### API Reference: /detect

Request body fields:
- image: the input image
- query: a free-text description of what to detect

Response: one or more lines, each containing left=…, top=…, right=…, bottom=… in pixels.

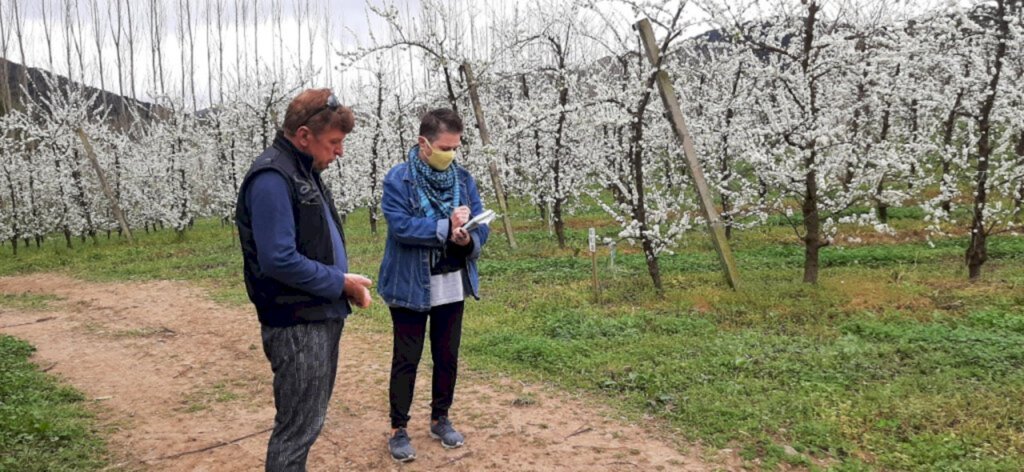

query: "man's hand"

left=450, top=206, right=470, bottom=229
left=343, top=274, right=373, bottom=309
left=450, top=227, right=472, bottom=246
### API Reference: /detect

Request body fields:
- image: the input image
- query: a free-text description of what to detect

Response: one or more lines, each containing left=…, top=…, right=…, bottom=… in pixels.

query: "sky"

left=3, top=0, right=416, bottom=108
left=1, top=0, right=974, bottom=110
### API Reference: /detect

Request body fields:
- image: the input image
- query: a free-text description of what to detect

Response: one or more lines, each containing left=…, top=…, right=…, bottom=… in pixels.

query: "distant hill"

left=0, top=57, right=166, bottom=126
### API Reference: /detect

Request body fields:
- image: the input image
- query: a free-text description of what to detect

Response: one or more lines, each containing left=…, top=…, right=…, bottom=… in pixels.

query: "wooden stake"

left=75, top=128, right=134, bottom=243
left=634, top=19, right=740, bottom=289
left=589, top=228, right=600, bottom=301
left=460, top=62, right=517, bottom=250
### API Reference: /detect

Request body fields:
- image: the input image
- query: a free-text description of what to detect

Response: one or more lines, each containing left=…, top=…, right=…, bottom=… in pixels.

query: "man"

left=235, top=88, right=372, bottom=471
left=377, top=108, right=490, bottom=462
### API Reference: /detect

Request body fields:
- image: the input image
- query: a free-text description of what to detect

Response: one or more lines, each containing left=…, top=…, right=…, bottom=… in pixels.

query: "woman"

left=377, top=108, right=490, bottom=462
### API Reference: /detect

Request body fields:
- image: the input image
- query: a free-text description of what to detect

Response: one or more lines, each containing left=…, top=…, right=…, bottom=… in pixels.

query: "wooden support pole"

left=634, top=19, right=740, bottom=289
left=460, top=62, right=517, bottom=250
left=76, top=128, right=134, bottom=243
left=589, top=228, right=600, bottom=302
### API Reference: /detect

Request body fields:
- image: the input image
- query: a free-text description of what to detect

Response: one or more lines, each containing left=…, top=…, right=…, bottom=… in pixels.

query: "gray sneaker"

left=388, top=428, right=416, bottom=462
left=429, top=417, right=465, bottom=449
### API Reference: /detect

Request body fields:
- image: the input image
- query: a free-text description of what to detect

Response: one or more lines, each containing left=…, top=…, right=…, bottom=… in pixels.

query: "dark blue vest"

left=235, top=133, right=347, bottom=326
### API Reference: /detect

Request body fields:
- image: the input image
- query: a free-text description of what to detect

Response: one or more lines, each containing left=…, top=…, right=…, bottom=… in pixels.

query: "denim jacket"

left=377, top=156, right=490, bottom=312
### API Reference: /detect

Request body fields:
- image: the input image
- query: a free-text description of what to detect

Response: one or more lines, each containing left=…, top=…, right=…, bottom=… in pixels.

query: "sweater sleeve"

left=248, top=171, right=345, bottom=300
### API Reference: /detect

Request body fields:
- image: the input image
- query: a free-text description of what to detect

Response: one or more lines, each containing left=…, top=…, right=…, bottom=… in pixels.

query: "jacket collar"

left=274, top=131, right=316, bottom=176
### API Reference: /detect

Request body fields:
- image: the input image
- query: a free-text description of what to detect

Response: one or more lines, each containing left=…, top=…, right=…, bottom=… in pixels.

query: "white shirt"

left=430, top=269, right=465, bottom=307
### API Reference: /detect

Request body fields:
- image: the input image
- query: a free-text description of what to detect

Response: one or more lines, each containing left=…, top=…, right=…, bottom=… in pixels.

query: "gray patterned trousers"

left=260, top=318, right=345, bottom=472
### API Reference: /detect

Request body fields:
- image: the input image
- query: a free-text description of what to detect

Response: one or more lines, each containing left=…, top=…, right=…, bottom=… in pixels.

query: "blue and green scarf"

left=408, top=146, right=461, bottom=219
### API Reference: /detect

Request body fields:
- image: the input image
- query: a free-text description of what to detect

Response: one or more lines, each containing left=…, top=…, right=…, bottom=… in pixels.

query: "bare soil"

left=0, top=274, right=729, bottom=471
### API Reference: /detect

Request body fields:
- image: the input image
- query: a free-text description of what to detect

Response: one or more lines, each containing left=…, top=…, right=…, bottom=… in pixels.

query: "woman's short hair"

left=419, top=108, right=463, bottom=141
left=282, top=88, right=355, bottom=136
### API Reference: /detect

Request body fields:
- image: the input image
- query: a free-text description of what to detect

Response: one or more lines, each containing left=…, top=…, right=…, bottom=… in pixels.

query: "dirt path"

left=0, top=274, right=722, bottom=471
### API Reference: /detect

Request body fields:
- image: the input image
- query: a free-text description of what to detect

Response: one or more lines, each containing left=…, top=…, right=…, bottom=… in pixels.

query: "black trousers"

left=388, top=301, right=464, bottom=429
left=261, top=318, right=345, bottom=472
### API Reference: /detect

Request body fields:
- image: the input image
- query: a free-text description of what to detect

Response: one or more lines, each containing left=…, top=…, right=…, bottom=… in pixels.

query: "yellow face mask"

left=422, top=138, right=456, bottom=171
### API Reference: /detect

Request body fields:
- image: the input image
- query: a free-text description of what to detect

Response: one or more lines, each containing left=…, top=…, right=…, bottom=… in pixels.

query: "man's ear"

left=295, top=126, right=313, bottom=145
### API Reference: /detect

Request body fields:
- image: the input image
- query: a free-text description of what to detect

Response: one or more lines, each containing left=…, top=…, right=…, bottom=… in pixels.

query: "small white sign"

left=588, top=228, right=597, bottom=253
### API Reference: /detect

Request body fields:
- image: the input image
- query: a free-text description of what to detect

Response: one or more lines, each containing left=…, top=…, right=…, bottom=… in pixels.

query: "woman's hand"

left=450, top=227, right=471, bottom=246
left=449, top=206, right=470, bottom=229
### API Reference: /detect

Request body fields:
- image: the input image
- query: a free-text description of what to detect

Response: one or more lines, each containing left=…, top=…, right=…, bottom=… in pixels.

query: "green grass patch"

left=179, top=381, right=243, bottom=414
left=1, top=202, right=1022, bottom=470
left=0, top=293, right=64, bottom=311
left=0, top=335, right=107, bottom=471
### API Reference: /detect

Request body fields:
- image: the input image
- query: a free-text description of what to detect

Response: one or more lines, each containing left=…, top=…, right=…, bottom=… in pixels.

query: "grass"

left=0, top=335, right=107, bottom=471
left=179, top=382, right=242, bottom=414
left=1, top=200, right=1022, bottom=470
left=0, top=293, right=64, bottom=311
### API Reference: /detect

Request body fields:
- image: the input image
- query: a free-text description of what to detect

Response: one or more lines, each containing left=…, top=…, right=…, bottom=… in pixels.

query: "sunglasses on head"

left=301, top=94, right=341, bottom=127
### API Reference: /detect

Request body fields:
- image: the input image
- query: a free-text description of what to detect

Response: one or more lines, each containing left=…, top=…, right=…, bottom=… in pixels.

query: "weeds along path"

left=0, top=274, right=718, bottom=471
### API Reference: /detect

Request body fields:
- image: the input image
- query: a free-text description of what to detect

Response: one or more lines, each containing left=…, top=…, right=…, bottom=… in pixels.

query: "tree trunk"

left=369, top=72, right=383, bottom=236
left=802, top=149, right=826, bottom=284
left=800, top=2, right=825, bottom=284
left=369, top=205, right=379, bottom=235
left=966, top=151, right=991, bottom=282
left=803, top=238, right=822, bottom=285
left=720, top=65, right=741, bottom=240
left=642, top=237, right=663, bottom=292
left=965, top=0, right=1008, bottom=282
left=1, top=167, right=18, bottom=256
left=442, top=66, right=460, bottom=117
left=874, top=100, right=893, bottom=223
left=966, top=230, right=987, bottom=281
left=70, top=150, right=97, bottom=244
left=940, top=90, right=965, bottom=214
left=521, top=74, right=550, bottom=225
left=629, top=90, right=660, bottom=292
left=550, top=51, right=570, bottom=250
left=908, top=98, right=920, bottom=190
left=1014, top=130, right=1024, bottom=222
left=553, top=198, right=566, bottom=249
left=52, top=145, right=73, bottom=249
left=876, top=175, right=889, bottom=224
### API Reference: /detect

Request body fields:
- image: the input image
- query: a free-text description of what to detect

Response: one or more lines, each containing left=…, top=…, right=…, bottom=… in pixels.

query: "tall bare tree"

left=216, top=0, right=226, bottom=105
left=0, top=1, right=13, bottom=114
left=40, top=0, right=57, bottom=72
left=110, top=0, right=127, bottom=103
left=89, top=0, right=107, bottom=97
left=183, top=0, right=197, bottom=111
left=125, top=0, right=138, bottom=99
left=150, top=0, right=166, bottom=96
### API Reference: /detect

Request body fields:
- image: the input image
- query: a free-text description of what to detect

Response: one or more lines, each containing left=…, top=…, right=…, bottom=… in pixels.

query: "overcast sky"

left=2, top=0, right=969, bottom=109
left=4, top=0, right=423, bottom=107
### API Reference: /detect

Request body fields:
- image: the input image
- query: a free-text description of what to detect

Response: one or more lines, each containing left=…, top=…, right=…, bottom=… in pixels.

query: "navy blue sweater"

left=247, top=171, right=351, bottom=320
